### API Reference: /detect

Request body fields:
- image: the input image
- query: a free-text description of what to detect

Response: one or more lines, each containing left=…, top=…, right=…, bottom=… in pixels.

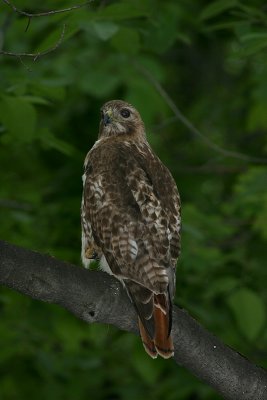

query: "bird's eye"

left=120, top=108, right=130, bottom=118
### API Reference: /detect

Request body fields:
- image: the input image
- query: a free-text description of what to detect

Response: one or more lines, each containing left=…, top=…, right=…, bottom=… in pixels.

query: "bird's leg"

left=85, top=244, right=99, bottom=260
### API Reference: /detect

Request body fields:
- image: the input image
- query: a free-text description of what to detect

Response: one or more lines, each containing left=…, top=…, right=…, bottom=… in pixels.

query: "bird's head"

left=99, top=100, right=145, bottom=139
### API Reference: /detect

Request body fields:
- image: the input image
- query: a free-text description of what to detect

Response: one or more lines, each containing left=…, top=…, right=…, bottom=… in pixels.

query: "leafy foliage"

left=0, top=0, right=267, bottom=399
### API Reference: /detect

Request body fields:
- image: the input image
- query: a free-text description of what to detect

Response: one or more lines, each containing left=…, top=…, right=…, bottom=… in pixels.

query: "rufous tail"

left=138, top=317, right=158, bottom=358
left=138, top=294, right=174, bottom=359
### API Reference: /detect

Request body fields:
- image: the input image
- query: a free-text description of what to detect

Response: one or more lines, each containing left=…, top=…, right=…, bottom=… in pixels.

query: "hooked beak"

left=103, top=110, right=112, bottom=126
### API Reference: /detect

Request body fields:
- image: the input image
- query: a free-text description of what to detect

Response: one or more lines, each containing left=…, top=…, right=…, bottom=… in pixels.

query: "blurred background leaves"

left=0, top=0, right=267, bottom=399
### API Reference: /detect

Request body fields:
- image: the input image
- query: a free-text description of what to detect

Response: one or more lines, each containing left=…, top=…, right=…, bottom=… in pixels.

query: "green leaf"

left=20, top=95, right=51, bottom=106
left=97, top=3, right=148, bottom=20
left=200, top=0, right=238, bottom=21
left=79, top=67, right=121, bottom=97
left=0, top=95, right=36, bottom=143
left=39, top=129, right=76, bottom=157
left=233, top=167, right=267, bottom=218
left=231, top=33, right=267, bottom=57
left=143, top=5, right=179, bottom=53
left=31, top=81, right=66, bottom=101
left=227, top=288, right=266, bottom=340
left=254, top=194, right=267, bottom=240
left=202, top=20, right=247, bottom=33
left=204, top=277, right=239, bottom=299
left=126, top=76, right=168, bottom=126
left=240, top=32, right=267, bottom=42
left=6, top=83, right=27, bottom=96
left=35, top=26, right=66, bottom=53
left=91, top=21, right=119, bottom=41
left=239, top=33, right=267, bottom=56
left=111, top=27, right=140, bottom=54
left=247, top=103, right=267, bottom=131
left=131, top=349, right=163, bottom=385
left=237, top=4, right=265, bottom=20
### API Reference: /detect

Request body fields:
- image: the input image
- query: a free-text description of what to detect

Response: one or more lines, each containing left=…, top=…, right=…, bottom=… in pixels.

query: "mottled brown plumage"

left=81, top=100, right=181, bottom=358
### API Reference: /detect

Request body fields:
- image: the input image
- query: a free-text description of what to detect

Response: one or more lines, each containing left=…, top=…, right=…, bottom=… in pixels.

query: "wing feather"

left=83, top=139, right=181, bottom=297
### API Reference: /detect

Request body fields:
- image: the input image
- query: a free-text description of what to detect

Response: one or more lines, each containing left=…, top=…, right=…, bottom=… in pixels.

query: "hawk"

left=81, top=100, right=181, bottom=359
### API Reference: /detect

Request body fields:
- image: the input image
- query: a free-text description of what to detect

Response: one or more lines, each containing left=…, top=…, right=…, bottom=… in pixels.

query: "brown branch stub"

left=0, top=24, right=65, bottom=61
left=0, top=239, right=267, bottom=400
left=2, top=0, right=94, bottom=18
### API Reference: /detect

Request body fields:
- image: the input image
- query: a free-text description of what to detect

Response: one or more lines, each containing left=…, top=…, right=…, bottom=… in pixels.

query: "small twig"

left=25, top=17, right=31, bottom=33
left=2, top=0, right=94, bottom=18
left=1, top=0, right=94, bottom=63
left=136, top=63, right=267, bottom=165
left=17, top=54, right=31, bottom=71
left=0, top=24, right=65, bottom=61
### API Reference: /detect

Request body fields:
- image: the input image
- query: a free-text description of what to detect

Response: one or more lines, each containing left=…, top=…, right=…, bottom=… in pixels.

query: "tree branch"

left=135, top=62, right=267, bottom=165
left=2, top=0, right=94, bottom=18
left=0, top=0, right=95, bottom=61
left=0, top=239, right=267, bottom=400
left=0, top=24, right=65, bottom=62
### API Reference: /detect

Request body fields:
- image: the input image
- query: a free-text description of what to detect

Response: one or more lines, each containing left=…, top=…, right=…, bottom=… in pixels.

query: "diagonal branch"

left=0, top=239, right=267, bottom=400
left=2, top=0, right=94, bottom=18
left=136, top=63, right=267, bottom=165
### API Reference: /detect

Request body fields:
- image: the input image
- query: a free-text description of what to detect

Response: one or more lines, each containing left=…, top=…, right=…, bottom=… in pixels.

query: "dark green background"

left=1, top=0, right=267, bottom=399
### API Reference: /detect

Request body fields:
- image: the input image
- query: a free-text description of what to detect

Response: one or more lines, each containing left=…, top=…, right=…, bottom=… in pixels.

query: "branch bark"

left=0, top=239, right=267, bottom=400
